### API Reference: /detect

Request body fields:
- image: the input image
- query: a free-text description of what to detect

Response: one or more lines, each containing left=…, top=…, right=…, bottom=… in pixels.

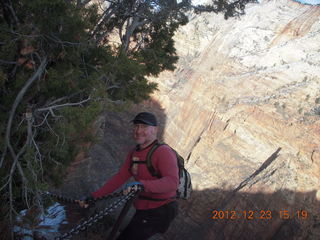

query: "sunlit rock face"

left=146, top=0, right=320, bottom=239
left=58, top=0, right=320, bottom=239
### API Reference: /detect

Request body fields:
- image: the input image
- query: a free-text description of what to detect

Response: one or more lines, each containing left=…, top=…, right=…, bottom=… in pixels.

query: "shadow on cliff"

left=55, top=187, right=320, bottom=240
left=52, top=98, right=319, bottom=240
left=165, top=188, right=319, bottom=240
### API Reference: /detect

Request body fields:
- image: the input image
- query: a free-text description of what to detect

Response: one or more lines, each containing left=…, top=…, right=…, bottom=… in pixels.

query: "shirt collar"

left=135, top=139, right=158, bottom=151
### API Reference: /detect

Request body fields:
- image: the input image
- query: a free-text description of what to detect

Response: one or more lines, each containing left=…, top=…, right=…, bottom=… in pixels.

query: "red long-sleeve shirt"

left=91, top=141, right=179, bottom=210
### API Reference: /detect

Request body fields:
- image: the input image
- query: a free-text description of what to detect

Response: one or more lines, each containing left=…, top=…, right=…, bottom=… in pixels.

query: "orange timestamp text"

left=211, top=210, right=308, bottom=220
left=279, top=210, right=308, bottom=219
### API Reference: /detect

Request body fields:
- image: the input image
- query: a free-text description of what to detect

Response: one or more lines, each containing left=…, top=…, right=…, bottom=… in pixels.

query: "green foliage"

left=0, top=0, right=159, bottom=233
left=194, top=0, right=257, bottom=19
left=130, top=13, right=185, bottom=76
left=0, top=0, right=254, bottom=237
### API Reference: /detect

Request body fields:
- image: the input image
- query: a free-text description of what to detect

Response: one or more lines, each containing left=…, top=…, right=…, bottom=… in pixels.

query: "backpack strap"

left=146, top=141, right=166, bottom=178
left=128, top=150, right=135, bottom=173
left=128, top=149, right=145, bottom=173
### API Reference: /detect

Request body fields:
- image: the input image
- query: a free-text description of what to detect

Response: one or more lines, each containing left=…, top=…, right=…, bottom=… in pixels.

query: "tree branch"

left=3, top=0, right=20, bottom=27
left=76, top=0, right=91, bottom=7
left=36, top=96, right=91, bottom=112
left=91, top=3, right=118, bottom=38
left=33, top=112, right=50, bottom=128
left=45, top=117, right=60, bottom=146
left=122, top=17, right=149, bottom=52
left=0, top=59, right=18, bottom=65
left=1, top=57, right=48, bottom=168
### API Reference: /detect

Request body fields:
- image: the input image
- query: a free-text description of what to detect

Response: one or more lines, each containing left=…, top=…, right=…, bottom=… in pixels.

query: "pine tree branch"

left=122, top=17, right=149, bottom=52
left=45, top=33, right=81, bottom=46
left=0, top=57, right=48, bottom=168
left=2, top=0, right=20, bottom=27
left=0, top=59, right=18, bottom=65
left=36, top=96, right=91, bottom=113
left=76, top=0, right=91, bottom=7
left=91, top=2, right=118, bottom=38
left=33, top=112, right=50, bottom=127
left=32, top=134, right=44, bottom=178
left=1, top=109, right=38, bottom=229
left=45, top=116, right=60, bottom=146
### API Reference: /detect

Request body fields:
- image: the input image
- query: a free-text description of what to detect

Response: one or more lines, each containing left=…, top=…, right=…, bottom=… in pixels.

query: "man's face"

left=133, top=123, right=157, bottom=146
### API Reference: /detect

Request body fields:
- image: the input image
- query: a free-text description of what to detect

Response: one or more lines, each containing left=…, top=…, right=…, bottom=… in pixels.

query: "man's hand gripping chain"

left=75, top=181, right=144, bottom=208
left=122, top=181, right=144, bottom=196
left=75, top=196, right=95, bottom=208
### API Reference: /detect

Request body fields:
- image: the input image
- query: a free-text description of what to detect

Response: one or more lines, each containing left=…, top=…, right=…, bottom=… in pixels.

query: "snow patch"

left=14, top=202, right=67, bottom=239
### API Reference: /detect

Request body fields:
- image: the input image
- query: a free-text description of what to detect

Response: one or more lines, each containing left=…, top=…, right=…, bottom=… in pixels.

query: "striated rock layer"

left=147, top=0, right=320, bottom=239
left=58, top=0, right=320, bottom=239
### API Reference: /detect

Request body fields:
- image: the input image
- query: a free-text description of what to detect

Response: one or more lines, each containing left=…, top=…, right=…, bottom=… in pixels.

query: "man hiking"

left=79, top=112, right=179, bottom=240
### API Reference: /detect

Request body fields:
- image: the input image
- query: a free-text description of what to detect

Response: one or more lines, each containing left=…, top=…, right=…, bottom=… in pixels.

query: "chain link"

left=45, top=188, right=141, bottom=240
left=43, top=190, right=124, bottom=205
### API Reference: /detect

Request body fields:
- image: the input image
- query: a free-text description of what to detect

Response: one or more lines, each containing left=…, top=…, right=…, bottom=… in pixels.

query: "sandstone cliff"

left=58, top=0, right=320, bottom=239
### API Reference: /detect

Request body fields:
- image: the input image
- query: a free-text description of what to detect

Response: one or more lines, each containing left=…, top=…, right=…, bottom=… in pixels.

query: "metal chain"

left=52, top=188, right=141, bottom=240
left=43, top=190, right=124, bottom=205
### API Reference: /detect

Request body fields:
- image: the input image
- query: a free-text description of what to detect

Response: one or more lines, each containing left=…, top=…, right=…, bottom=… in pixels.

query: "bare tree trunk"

left=121, top=17, right=149, bottom=53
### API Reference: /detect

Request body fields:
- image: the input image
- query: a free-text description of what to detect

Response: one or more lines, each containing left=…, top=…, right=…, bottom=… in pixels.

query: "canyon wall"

left=150, top=0, right=320, bottom=239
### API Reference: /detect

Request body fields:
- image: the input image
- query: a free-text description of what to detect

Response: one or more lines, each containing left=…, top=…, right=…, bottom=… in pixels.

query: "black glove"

left=84, top=196, right=95, bottom=205
left=77, top=196, right=95, bottom=208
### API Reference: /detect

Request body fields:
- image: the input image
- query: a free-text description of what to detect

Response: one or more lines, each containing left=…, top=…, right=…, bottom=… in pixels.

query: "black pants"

left=116, top=201, right=178, bottom=240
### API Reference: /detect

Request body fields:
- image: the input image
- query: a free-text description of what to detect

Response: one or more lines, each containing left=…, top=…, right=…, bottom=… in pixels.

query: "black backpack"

left=145, top=142, right=192, bottom=200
